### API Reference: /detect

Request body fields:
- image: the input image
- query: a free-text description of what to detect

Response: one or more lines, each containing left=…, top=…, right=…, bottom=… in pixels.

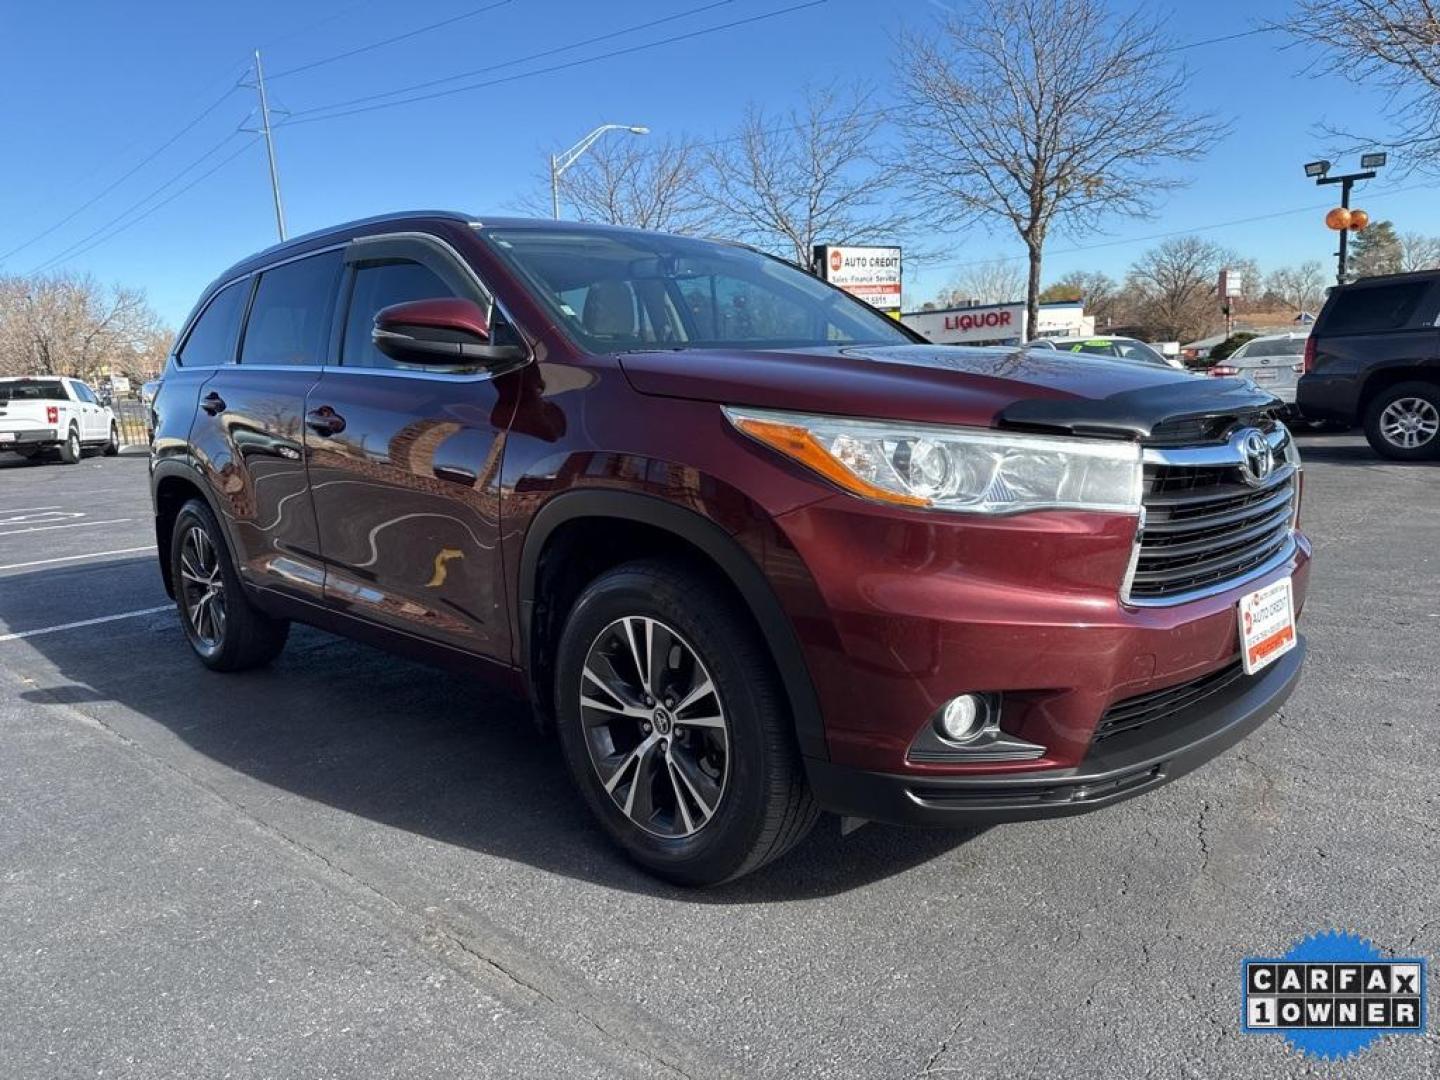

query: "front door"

left=305, top=234, right=518, bottom=661
left=187, top=248, right=343, bottom=603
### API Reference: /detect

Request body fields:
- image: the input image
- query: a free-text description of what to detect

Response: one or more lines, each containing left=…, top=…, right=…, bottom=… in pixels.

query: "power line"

left=30, top=139, right=259, bottom=274
left=266, top=0, right=516, bottom=80
left=283, top=0, right=737, bottom=119
left=0, top=81, right=243, bottom=265
left=36, top=139, right=261, bottom=273
left=281, top=0, right=827, bottom=128
left=924, top=181, right=1435, bottom=276
left=29, top=131, right=253, bottom=275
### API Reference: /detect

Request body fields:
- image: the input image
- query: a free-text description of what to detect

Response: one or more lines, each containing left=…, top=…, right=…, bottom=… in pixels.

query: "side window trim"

left=335, top=231, right=533, bottom=378
left=235, top=246, right=345, bottom=368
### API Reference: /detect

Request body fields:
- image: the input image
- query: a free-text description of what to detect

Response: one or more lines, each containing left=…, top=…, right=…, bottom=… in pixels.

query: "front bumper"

left=806, top=637, right=1304, bottom=825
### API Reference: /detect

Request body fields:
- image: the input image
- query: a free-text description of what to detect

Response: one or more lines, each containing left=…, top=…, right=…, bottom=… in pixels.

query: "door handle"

left=200, top=391, right=226, bottom=415
left=305, top=406, right=346, bottom=436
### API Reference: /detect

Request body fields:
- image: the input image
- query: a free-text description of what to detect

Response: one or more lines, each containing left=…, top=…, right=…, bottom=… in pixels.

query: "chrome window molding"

left=172, top=230, right=533, bottom=382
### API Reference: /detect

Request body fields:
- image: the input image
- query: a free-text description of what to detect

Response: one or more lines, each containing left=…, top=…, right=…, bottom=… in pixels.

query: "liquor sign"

left=813, top=244, right=902, bottom=314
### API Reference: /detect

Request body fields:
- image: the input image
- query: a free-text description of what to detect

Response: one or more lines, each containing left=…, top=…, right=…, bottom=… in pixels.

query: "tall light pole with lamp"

left=550, top=124, right=650, bottom=220
left=1305, top=153, right=1386, bottom=284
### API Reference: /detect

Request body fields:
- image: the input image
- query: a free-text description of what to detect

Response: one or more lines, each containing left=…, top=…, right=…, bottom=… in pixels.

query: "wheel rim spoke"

left=580, top=615, right=728, bottom=839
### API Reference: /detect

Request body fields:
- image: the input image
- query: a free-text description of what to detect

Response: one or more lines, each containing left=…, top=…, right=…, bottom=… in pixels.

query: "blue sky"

left=1, top=0, right=1434, bottom=326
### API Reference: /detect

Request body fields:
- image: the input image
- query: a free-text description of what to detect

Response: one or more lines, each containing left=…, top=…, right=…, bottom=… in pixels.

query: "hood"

left=617, top=344, right=1279, bottom=439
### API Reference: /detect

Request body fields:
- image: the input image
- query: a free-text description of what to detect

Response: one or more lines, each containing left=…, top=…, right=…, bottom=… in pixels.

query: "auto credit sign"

left=813, top=244, right=902, bottom=314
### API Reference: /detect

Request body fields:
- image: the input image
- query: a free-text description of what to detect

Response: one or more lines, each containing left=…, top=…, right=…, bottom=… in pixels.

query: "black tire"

left=58, top=425, right=81, bottom=465
left=103, top=422, right=119, bottom=456
left=1363, top=381, right=1440, bottom=461
left=169, top=498, right=289, bottom=671
left=554, top=558, right=818, bottom=886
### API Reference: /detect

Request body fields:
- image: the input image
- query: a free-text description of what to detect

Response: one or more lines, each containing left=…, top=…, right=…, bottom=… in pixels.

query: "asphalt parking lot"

left=0, top=437, right=1436, bottom=1079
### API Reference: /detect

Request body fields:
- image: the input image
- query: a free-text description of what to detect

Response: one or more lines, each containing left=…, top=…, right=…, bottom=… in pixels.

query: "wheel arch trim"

left=517, top=488, right=829, bottom=761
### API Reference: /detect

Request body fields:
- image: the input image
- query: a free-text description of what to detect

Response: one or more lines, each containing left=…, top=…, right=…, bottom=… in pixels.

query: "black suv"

left=1298, top=270, right=1440, bottom=460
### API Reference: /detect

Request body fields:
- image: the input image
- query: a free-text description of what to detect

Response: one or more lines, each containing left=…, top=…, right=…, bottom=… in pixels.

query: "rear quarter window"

left=178, top=279, right=250, bottom=368
left=1321, top=281, right=1432, bottom=334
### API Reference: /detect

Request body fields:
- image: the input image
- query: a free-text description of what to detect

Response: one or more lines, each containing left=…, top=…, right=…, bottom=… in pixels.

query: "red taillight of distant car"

left=1302, top=335, right=1316, bottom=374
left=1208, top=364, right=1238, bottom=377
left=46, top=405, right=58, bottom=424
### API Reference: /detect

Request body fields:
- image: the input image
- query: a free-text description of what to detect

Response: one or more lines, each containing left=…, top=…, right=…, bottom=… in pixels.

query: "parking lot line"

left=0, top=605, right=173, bottom=643
left=0, top=517, right=132, bottom=537
left=0, top=506, right=62, bottom=514
left=0, top=545, right=156, bottom=572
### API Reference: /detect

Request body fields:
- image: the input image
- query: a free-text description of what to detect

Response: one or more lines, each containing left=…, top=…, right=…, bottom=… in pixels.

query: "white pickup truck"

left=0, top=376, right=119, bottom=464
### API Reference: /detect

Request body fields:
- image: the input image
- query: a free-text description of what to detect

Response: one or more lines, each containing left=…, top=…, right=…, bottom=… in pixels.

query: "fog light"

left=936, top=694, right=989, bottom=744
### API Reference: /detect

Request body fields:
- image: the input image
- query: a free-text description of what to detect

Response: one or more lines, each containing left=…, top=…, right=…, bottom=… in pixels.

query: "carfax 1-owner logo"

left=1242, top=931, right=1429, bottom=1060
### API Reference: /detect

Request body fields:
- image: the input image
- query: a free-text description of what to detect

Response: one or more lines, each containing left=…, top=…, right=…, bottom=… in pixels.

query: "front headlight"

left=724, top=407, right=1142, bottom=515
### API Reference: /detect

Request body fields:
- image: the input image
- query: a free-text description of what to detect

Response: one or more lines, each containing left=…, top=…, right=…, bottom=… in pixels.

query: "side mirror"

left=372, top=297, right=526, bottom=368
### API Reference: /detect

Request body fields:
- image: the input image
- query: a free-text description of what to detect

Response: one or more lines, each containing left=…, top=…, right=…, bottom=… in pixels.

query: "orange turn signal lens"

left=730, top=416, right=928, bottom=507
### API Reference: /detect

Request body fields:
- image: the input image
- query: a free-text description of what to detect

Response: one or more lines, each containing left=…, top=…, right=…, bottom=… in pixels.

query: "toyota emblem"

left=1236, top=428, right=1274, bottom=486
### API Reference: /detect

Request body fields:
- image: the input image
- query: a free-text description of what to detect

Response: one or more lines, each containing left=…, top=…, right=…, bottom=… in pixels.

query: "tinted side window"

left=241, top=250, right=343, bottom=366
left=177, top=279, right=249, bottom=368
left=72, top=382, right=98, bottom=404
left=342, top=260, right=457, bottom=368
left=1324, top=282, right=1428, bottom=334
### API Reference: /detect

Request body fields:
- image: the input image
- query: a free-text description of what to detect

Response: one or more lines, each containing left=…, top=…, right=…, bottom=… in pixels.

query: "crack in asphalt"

left=7, top=668, right=727, bottom=1080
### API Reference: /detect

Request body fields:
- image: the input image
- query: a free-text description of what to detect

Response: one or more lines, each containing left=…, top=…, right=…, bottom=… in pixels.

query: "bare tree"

left=895, top=0, right=1224, bottom=336
left=700, top=85, right=909, bottom=266
left=0, top=271, right=164, bottom=378
left=1400, top=231, right=1440, bottom=270
left=934, top=258, right=1027, bottom=306
left=1282, top=0, right=1440, bottom=171
left=1265, top=261, right=1329, bottom=313
left=1124, top=236, right=1226, bottom=342
left=1040, top=269, right=1121, bottom=328
left=550, top=134, right=715, bottom=233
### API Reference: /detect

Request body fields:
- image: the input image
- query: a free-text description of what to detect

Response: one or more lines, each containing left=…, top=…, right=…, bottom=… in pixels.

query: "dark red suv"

left=151, top=213, right=1309, bottom=884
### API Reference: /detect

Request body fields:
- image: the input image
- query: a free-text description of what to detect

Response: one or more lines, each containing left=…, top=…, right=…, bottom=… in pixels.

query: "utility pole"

left=253, top=50, right=287, bottom=242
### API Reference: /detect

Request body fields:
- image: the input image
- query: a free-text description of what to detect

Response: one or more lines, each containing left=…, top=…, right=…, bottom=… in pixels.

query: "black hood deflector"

left=998, top=377, right=1280, bottom=440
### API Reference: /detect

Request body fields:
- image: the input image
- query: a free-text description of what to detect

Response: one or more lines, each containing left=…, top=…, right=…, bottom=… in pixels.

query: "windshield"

left=1056, top=338, right=1170, bottom=366
left=482, top=228, right=915, bottom=354
left=0, top=378, right=67, bottom=402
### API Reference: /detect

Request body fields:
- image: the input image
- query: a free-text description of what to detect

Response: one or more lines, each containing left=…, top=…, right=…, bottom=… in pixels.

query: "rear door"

left=187, top=247, right=343, bottom=603
left=304, top=234, right=520, bottom=661
left=67, top=380, right=106, bottom=440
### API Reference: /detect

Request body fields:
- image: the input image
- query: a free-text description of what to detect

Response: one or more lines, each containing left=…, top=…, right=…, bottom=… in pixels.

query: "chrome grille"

left=1124, top=424, right=1298, bottom=604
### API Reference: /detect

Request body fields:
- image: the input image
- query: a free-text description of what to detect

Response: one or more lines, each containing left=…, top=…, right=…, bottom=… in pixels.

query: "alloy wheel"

left=178, top=524, right=227, bottom=653
left=579, top=616, right=729, bottom=838
left=1379, top=396, right=1440, bottom=450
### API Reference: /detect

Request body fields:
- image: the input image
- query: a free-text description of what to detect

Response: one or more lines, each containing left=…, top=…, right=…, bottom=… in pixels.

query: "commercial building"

left=901, top=299, right=1094, bottom=346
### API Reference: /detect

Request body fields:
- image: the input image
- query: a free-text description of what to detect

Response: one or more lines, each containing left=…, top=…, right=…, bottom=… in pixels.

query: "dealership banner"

left=813, top=244, right=902, bottom=314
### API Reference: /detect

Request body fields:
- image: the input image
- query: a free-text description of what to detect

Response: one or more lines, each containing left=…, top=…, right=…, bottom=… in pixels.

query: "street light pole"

left=1318, top=172, right=1372, bottom=284
left=1306, top=154, right=1385, bottom=285
left=549, top=123, right=649, bottom=220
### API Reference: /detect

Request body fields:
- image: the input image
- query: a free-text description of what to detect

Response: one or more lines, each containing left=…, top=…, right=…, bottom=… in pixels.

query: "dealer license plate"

left=1238, top=576, right=1296, bottom=675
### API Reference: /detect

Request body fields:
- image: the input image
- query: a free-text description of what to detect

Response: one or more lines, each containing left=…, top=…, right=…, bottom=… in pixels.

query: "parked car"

left=1207, top=332, right=1306, bottom=414
left=1298, top=270, right=1440, bottom=460
left=151, top=213, right=1309, bottom=884
left=0, top=375, right=119, bottom=463
left=1028, top=335, right=1187, bottom=370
